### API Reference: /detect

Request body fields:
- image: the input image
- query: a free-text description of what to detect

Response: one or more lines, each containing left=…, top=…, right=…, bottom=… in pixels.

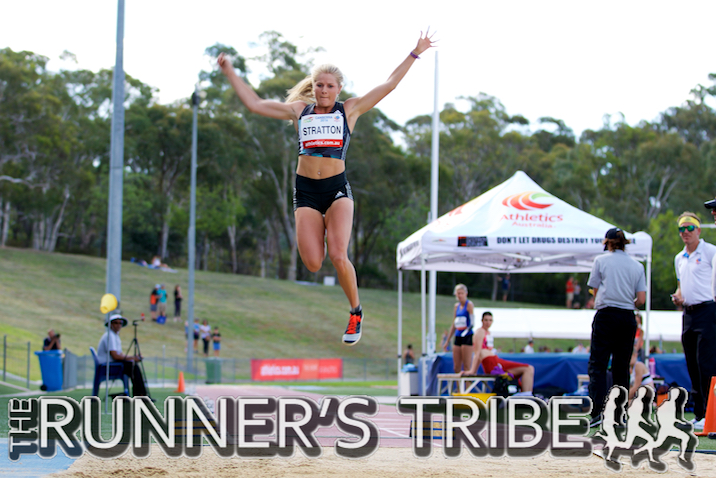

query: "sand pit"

left=46, top=446, right=716, bottom=478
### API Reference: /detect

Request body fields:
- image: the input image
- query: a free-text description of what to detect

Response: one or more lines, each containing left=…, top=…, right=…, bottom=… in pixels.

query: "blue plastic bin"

left=35, top=350, right=63, bottom=391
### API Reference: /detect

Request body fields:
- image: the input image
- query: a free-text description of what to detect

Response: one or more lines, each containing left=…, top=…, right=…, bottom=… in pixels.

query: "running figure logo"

left=592, top=385, right=697, bottom=472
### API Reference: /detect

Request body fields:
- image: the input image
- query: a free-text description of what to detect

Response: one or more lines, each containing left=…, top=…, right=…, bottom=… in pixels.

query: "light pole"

left=105, top=0, right=125, bottom=414
left=106, top=0, right=125, bottom=302
left=187, top=85, right=199, bottom=372
left=428, top=51, right=440, bottom=355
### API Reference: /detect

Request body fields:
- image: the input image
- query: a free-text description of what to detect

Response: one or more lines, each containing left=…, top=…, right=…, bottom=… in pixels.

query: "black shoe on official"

left=589, top=414, right=603, bottom=428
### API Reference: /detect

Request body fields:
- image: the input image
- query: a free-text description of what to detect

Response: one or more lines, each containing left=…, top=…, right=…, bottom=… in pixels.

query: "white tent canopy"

left=395, top=171, right=654, bottom=366
left=397, top=171, right=652, bottom=273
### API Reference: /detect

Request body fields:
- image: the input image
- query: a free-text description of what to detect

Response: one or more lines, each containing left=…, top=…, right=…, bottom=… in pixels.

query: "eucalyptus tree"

left=0, top=49, right=116, bottom=251
left=124, top=101, right=194, bottom=259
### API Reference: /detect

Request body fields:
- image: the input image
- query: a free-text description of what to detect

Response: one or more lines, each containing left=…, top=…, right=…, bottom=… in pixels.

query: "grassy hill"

left=0, top=247, right=558, bottom=366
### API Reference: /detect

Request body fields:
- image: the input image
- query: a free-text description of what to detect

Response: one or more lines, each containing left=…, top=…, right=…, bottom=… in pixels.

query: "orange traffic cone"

left=175, top=371, right=186, bottom=393
left=695, top=376, right=716, bottom=436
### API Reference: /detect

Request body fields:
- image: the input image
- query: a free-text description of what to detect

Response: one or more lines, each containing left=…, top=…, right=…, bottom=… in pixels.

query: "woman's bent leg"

left=325, top=198, right=362, bottom=345
left=508, top=365, right=535, bottom=392
left=325, top=198, right=359, bottom=307
left=295, top=207, right=328, bottom=273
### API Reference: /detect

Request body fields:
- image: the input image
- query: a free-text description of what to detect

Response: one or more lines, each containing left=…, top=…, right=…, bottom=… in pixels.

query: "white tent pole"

left=645, top=254, right=652, bottom=357
left=397, top=270, right=403, bottom=378
left=428, top=273, right=437, bottom=355
left=421, top=256, right=427, bottom=356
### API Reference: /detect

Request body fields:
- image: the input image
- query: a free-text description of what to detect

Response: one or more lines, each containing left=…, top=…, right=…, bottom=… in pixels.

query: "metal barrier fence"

left=1, top=340, right=398, bottom=392
left=73, top=356, right=398, bottom=389
left=1, top=336, right=32, bottom=390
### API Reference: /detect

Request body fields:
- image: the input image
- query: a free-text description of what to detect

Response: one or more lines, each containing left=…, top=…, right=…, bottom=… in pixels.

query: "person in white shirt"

left=672, top=210, right=716, bottom=430
left=523, top=339, right=535, bottom=354
left=97, top=314, right=148, bottom=397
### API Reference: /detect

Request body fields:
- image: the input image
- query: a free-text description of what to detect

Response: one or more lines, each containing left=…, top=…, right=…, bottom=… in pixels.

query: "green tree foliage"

left=661, top=76, right=716, bottom=149
left=125, top=102, right=193, bottom=258
left=542, top=122, right=699, bottom=232
left=405, top=94, right=534, bottom=214
left=532, top=117, right=576, bottom=152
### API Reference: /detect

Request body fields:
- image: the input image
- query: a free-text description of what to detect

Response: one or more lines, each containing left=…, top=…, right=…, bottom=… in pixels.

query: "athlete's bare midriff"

left=296, top=155, right=346, bottom=180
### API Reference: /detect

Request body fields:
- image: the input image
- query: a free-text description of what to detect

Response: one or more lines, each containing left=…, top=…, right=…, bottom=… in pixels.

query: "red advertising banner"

left=251, top=358, right=343, bottom=381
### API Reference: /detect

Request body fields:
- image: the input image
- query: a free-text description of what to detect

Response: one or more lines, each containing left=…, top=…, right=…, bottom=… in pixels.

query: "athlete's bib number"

left=300, top=113, right=344, bottom=149
left=485, top=335, right=494, bottom=349
left=454, top=316, right=468, bottom=330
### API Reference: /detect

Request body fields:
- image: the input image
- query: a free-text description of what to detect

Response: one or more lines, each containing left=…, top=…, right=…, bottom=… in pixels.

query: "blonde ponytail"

left=286, top=76, right=314, bottom=103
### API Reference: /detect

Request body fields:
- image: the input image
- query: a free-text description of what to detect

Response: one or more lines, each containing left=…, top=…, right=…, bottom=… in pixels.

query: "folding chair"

left=90, top=346, right=130, bottom=397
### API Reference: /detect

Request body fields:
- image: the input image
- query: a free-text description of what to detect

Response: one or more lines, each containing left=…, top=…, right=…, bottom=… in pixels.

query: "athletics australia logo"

left=592, top=386, right=697, bottom=473
left=501, top=191, right=554, bottom=211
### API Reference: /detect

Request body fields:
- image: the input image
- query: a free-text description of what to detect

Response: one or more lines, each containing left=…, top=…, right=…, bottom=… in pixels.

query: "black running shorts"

left=293, top=172, right=354, bottom=214
left=454, top=334, right=474, bottom=347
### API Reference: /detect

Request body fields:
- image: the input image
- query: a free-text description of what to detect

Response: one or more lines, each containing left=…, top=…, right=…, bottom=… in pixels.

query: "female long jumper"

left=218, top=31, right=435, bottom=345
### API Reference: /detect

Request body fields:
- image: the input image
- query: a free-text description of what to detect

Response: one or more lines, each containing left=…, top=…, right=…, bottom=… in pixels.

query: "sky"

left=2, top=1, right=715, bottom=139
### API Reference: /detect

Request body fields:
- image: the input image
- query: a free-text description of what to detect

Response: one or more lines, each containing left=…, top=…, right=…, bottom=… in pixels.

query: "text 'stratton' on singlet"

left=298, top=102, right=351, bottom=161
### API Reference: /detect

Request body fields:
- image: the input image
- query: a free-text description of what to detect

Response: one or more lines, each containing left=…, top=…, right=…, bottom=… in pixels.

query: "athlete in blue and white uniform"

left=444, top=284, right=475, bottom=373
left=219, top=31, right=436, bottom=346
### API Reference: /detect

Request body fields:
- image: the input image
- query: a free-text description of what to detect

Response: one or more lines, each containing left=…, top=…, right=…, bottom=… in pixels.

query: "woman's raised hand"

left=217, top=52, right=233, bottom=75
left=414, top=28, right=437, bottom=56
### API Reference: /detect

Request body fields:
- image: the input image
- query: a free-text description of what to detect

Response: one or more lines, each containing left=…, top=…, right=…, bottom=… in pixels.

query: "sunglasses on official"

left=678, top=225, right=697, bottom=233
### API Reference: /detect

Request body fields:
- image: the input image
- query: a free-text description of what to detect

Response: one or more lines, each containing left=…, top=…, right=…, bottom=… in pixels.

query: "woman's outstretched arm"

left=218, top=52, right=304, bottom=121
left=345, top=30, right=436, bottom=120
